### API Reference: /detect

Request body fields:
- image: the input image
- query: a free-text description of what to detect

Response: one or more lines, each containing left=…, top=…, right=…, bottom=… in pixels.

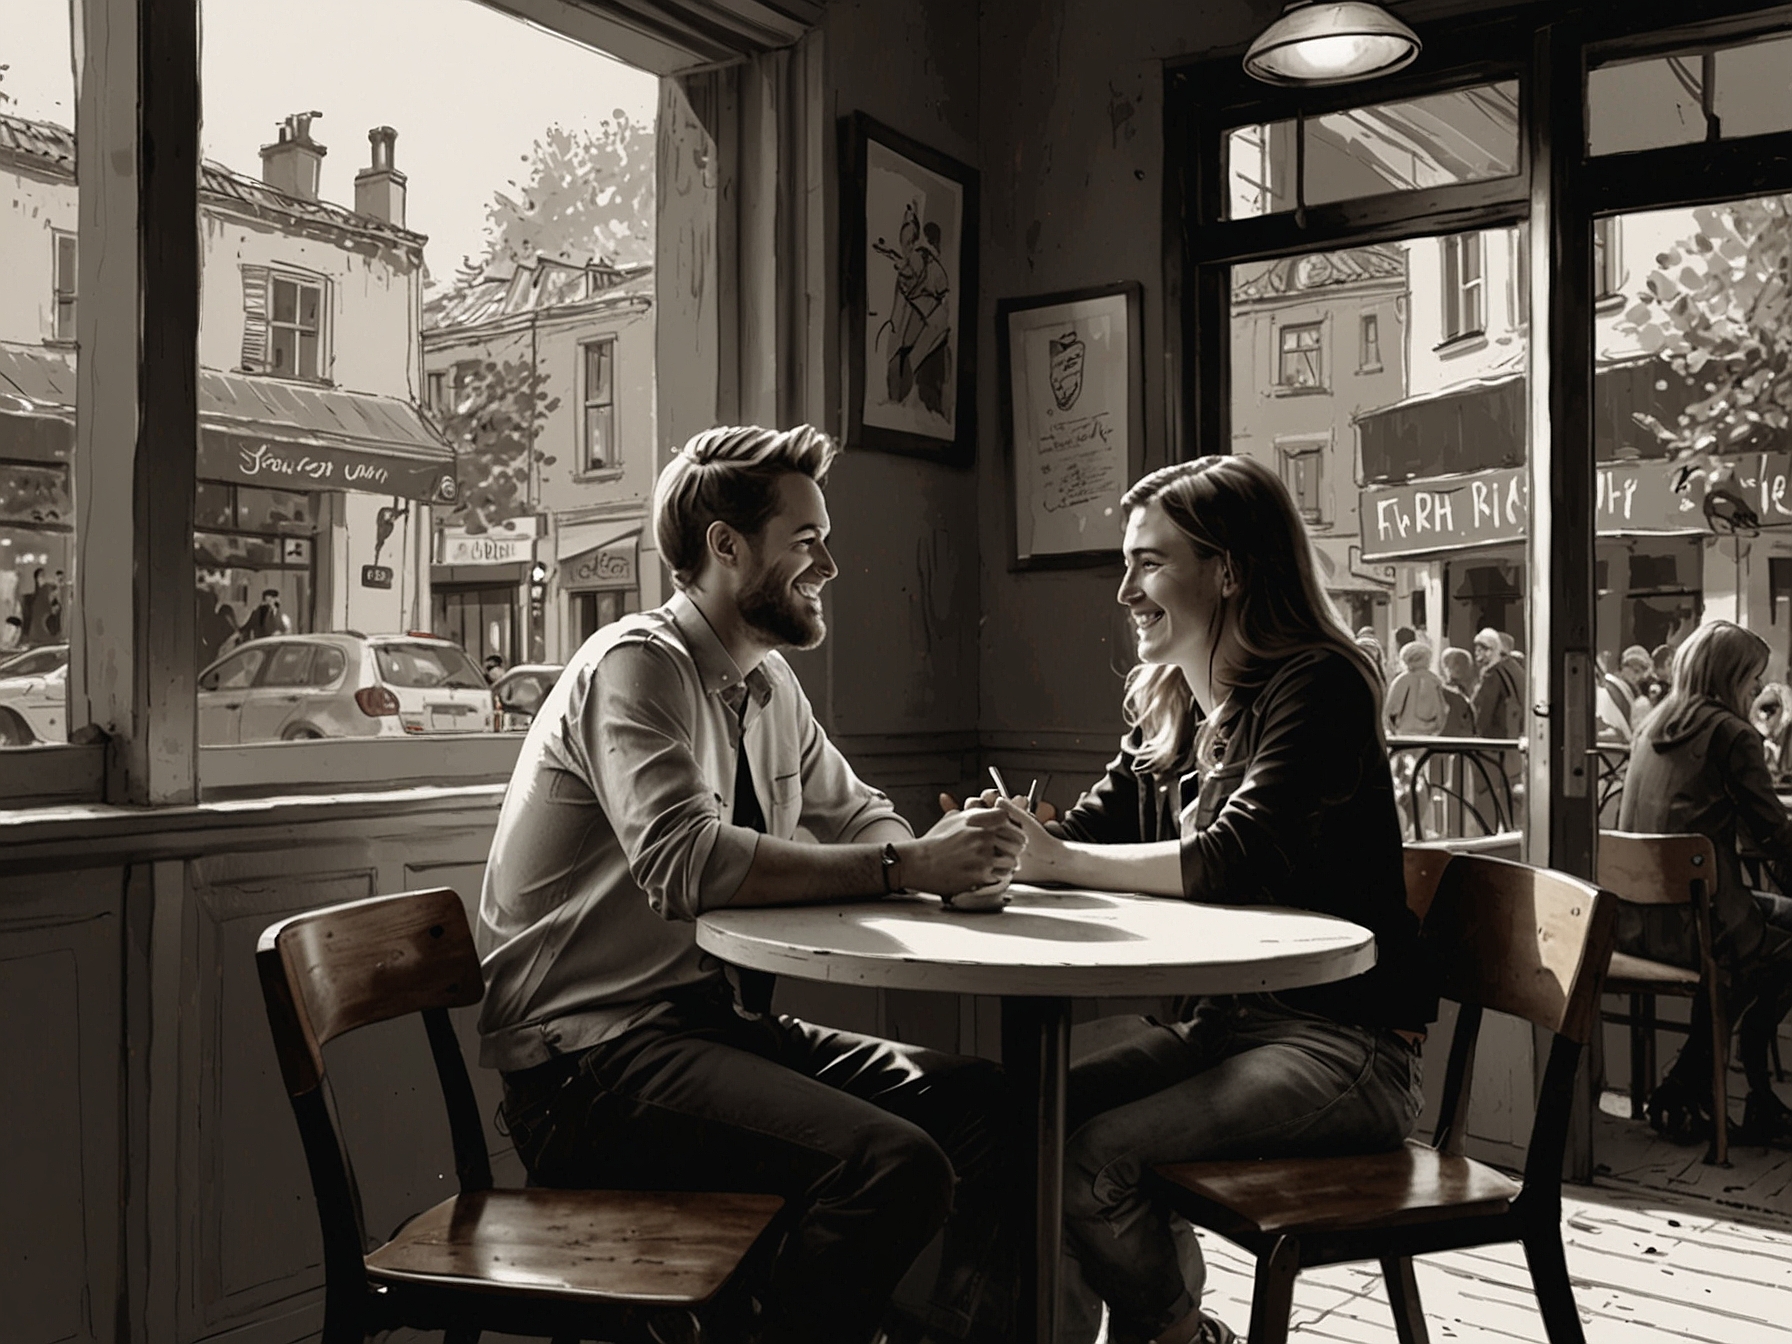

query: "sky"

left=3, top=0, right=658, bottom=288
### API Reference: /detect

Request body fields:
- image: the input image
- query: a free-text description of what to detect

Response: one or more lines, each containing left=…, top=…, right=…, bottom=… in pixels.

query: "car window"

left=0, top=647, right=65, bottom=677
left=262, top=643, right=315, bottom=688
left=201, top=647, right=268, bottom=692
left=503, top=674, right=548, bottom=712
left=309, top=645, right=347, bottom=687
left=374, top=642, right=486, bottom=690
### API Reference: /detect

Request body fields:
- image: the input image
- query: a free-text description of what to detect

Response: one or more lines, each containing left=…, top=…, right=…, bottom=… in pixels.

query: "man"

left=477, top=424, right=1025, bottom=1344
left=1618, top=644, right=1656, bottom=732
left=237, top=588, right=290, bottom=644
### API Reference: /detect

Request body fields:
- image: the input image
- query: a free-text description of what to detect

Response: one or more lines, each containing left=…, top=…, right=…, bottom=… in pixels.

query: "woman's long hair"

left=1120, top=455, right=1382, bottom=774
left=1646, top=620, right=1769, bottom=743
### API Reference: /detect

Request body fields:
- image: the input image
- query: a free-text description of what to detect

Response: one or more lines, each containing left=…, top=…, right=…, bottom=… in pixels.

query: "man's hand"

left=907, top=805, right=1026, bottom=897
left=937, top=790, right=1058, bottom=823
left=993, top=798, right=1070, bottom=883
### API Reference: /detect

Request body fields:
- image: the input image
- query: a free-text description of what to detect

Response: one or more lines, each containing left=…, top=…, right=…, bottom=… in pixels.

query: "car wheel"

left=0, top=709, right=31, bottom=746
left=283, top=726, right=326, bottom=741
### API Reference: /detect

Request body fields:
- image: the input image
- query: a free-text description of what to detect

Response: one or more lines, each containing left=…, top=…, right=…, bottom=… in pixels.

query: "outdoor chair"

left=256, top=887, right=784, bottom=1344
left=1595, top=830, right=1728, bottom=1165
left=1152, top=852, right=1616, bottom=1344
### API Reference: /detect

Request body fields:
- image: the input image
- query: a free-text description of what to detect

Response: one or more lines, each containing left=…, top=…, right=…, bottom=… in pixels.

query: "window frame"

left=1275, top=320, right=1326, bottom=392
left=52, top=228, right=78, bottom=345
left=1275, top=434, right=1330, bottom=525
left=1440, top=232, right=1486, bottom=343
left=579, top=336, right=619, bottom=475
left=264, top=268, right=329, bottom=382
left=1359, top=312, right=1383, bottom=372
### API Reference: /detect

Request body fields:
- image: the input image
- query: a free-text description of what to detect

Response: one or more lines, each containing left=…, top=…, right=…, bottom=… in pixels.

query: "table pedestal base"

left=1004, top=995, right=1073, bottom=1344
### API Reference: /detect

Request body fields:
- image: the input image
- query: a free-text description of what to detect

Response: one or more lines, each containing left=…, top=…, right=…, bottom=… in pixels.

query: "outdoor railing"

left=1385, top=735, right=1523, bottom=842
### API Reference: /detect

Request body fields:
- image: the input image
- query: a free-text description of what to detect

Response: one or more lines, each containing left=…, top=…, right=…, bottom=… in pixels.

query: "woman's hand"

left=937, top=790, right=1059, bottom=823
left=993, top=798, right=1071, bottom=882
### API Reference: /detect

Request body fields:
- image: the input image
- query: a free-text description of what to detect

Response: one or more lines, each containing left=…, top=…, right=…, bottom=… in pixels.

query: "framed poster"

left=840, top=112, right=979, bottom=467
left=996, top=282, right=1144, bottom=570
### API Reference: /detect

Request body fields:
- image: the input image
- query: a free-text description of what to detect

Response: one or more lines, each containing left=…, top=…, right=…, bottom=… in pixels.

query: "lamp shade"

left=1243, top=1, right=1421, bottom=86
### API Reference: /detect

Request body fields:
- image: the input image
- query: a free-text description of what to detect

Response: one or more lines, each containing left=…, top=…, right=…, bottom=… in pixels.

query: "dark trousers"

left=1669, top=891, right=1792, bottom=1095
left=499, top=984, right=1017, bottom=1344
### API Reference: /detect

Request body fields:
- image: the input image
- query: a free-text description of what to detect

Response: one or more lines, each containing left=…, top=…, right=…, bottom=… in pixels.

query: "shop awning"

left=558, top=524, right=641, bottom=590
left=197, top=371, right=455, bottom=504
left=0, top=346, right=454, bottom=503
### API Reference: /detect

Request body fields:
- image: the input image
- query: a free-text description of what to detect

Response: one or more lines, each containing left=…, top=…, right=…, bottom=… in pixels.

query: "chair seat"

left=1155, top=1140, right=1521, bottom=1238
left=1606, top=951, right=1700, bottom=988
left=365, top=1187, right=784, bottom=1306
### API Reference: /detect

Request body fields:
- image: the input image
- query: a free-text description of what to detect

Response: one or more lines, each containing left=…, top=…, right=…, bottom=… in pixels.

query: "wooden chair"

left=1153, top=853, right=1616, bottom=1344
left=257, top=888, right=784, bottom=1343
left=1594, top=830, right=1728, bottom=1165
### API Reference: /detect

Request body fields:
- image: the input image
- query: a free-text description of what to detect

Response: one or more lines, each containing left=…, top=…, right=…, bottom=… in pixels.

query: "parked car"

left=0, top=642, right=69, bottom=745
left=196, top=632, right=494, bottom=745
left=490, top=663, right=566, bottom=732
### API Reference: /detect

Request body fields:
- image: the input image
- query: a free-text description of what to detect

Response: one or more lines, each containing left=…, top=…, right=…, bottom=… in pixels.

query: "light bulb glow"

left=1244, top=2, right=1422, bottom=87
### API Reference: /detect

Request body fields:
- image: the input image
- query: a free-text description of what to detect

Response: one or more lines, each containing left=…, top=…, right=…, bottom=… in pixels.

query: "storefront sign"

left=439, top=533, right=533, bottom=566
left=361, top=564, right=394, bottom=590
left=1358, top=454, right=1792, bottom=561
left=199, top=428, right=456, bottom=504
left=563, top=533, right=639, bottom=590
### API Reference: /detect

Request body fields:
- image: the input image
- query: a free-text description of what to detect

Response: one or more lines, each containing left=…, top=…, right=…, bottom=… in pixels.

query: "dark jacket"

left=1617, top=699, right=1787, bottom=969
left=1050, top=648, right=1436, bottom=1031
left=1472, top=656, right=1524, bottom=738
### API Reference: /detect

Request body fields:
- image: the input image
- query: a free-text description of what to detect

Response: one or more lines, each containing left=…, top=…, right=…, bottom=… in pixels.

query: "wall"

left=817, top=0, right=987, bottom=824
left=0, top=159, right=77, bottom=344
left=198, top=205, right=420, bottom=399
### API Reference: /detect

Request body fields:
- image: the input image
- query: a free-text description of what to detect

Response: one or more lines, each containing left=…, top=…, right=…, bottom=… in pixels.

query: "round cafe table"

left=696, top=884, right=1376, bottom=1344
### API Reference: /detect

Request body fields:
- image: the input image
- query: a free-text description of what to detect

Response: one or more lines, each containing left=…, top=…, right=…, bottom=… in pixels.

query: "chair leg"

left=1381, top=1255, right=1430, bottom=1344
left=1638, top=994, right=1658, bottom=1108
left=1709, top=992, right=1731, bottom=1168
left=1627, top=994, right=1647, bottom=1120
left=1245, top=1236, right=1302, bottom=1344
left=1522, top=1223, right=1587, bottom=1344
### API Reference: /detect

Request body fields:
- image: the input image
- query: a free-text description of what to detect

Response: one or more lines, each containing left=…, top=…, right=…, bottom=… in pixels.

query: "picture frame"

left=839, top=112, right=979, bottom=467
left=996, top=282, right=1145, bottom=571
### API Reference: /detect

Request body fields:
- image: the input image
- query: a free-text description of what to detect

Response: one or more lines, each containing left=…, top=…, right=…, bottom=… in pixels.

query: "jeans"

left=498, top=982, right=1018, bottom=1344
left=1668, top=890, right=1792, bottom=1096
left=1058, top=998, right=1426, bottom=1344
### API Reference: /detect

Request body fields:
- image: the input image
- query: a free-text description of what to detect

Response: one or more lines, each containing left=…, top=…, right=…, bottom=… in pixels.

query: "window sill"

left=1271, top=385, right=1332, bottom=398
left=197, top=732, right=524, bottom=800
left=1357, top=363, right=1385, bottom=374
left=573, top=468, right=627, bottom=484
left=1434, top=332, right=1488, bottom=357
left=0, top=743, right=106, bottom=807
left=1594, top=293, right=1626, bottom=314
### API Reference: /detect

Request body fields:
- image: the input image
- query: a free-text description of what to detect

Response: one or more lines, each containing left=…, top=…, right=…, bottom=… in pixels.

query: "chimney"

left=260, top=111, right=326, bottom=202
left=355, top=126, right=407, bottom=228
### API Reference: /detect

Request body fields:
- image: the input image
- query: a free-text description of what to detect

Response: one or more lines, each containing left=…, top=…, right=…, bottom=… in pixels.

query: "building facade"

left=422, top=257, right=655, bottom=667
left=1, top=111, right=454, bottom=675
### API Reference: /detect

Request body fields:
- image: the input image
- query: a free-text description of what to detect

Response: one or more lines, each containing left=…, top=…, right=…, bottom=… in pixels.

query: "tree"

left=475, top=113, right=654, bottom=277
left=435, top=356, right=560, bottom=534
left=1621, top=195, right=1792, bottom=521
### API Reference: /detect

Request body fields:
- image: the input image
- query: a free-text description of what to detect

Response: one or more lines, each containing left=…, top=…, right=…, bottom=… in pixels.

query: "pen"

left=988, top=765, right=1012, bottom=800
left=1024, top=778, right=1040, bottom=813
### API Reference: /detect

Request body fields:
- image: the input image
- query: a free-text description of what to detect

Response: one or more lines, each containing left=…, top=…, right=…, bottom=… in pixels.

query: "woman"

left=995, top=457, right=1434, bottom=1344
left=1386, top=639, right=1447, bottom=737
left=1618, top=621, right=1792, bottom=1147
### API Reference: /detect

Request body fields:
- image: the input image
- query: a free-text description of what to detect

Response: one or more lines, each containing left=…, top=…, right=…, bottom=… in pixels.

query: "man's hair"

left=1399, top=639, right=1432, bottom=670
left=262, top=588, right=281, bottom=601
left=1620, top=644, right=1652, bottom=671
left=1474, top=627, right=1503, bottom=652
left=653, top=425, right=838, bottom=590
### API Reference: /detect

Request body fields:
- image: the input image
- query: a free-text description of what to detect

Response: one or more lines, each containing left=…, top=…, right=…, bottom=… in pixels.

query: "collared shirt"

left=475, top=591, right=910, bottom=1071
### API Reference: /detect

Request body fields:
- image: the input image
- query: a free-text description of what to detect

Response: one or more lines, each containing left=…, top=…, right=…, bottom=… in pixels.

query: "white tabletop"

left=696, top=885, right=1376, bottom=998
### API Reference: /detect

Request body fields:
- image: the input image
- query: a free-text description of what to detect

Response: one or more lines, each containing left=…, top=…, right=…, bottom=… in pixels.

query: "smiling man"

left=476, top=424, right=1024, bottom=1344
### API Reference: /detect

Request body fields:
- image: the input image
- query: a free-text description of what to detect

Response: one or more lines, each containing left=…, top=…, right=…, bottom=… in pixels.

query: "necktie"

left=726, top=689, right=776, bottom=1016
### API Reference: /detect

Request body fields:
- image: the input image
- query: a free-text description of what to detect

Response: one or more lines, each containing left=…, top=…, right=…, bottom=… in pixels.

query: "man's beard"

left=738, top=562, right=825, bottom=650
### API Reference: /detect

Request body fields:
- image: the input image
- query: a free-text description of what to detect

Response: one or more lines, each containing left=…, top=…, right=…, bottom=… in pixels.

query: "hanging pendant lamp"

left=1243, top=1, right=1421, bottom=86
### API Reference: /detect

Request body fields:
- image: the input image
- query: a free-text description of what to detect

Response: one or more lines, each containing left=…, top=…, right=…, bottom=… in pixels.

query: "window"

left=1359, top=313, right=1382, bottom=371
left=1588, top=32, right=1792, bottom=155
left=426, top=369, right=448, bottom=416
left=52, top=231, right=77, bottom=343
left=268, top=274, right=325, bottom=379
left=582, top=339, right=617, bottom=471
left=1441, top=233, right=1484, bottom=341
left=1279, top=441, right=1326, bottom=523
left=261, top=642, right=314, bottom=687
left=1278, top=323, right=1324, bottom=390
left=1594, top=215, right=1621, bottom=300
left=200, top=646, right=268, bottom=693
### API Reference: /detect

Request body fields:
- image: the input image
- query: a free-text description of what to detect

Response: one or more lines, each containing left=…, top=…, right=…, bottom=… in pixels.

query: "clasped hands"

left=918, top=788, right=1070, bottom=895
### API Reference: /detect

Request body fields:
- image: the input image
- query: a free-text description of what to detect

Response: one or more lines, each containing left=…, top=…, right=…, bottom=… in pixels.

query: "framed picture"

left=996, top=282, right=1145, bottom=570
left=840, top=112, right=979, bottom=467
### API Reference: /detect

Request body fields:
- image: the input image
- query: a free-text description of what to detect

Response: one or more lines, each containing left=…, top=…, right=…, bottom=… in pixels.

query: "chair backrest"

left=1421, top=853, right=1616, bottom=1188
left=1596, top=829, right=1716, bottom=909
left=1402, top=845, right=1455, bottom=924
left=256, top=888, right=491, bottom=1283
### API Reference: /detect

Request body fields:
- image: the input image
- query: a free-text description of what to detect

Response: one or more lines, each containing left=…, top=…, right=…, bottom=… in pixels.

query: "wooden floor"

left=1183, top=1088, right=1792, bottom=1343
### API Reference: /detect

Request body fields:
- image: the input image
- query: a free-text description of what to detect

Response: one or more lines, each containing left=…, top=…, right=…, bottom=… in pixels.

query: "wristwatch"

left=880, top=842, right=906, bottom=895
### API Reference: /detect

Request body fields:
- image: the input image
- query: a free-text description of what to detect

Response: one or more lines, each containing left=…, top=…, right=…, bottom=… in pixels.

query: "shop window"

left=1359, top=313, right=1382, bottom=371
left=582, top=339, right=617, bottom=472
left=52, top=231, right=77, bottom=344
left=1277, top=322, right=1324, bottom=390
left=1441, top=233, right=1485, bottom=342
left=1772, top=558, right=1792, bottom=625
